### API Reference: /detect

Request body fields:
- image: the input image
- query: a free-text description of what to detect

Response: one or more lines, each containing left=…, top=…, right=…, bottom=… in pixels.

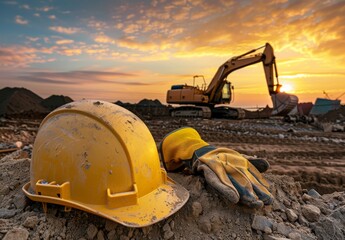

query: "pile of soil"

left=0, top=115, right=344, bottom=239
left=0, top=88, right=47, bottom=116
left=41, top=95, right=73, bottom=111
left=0, top=148, right=344, bottom=239
left=0, top=87, right=73, bottom=117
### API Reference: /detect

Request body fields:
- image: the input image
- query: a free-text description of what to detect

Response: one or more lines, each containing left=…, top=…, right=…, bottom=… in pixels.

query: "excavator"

left=166, top=43, right=298, bottom=118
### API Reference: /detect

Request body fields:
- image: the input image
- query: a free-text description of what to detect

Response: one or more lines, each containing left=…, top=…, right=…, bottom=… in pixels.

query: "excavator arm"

left=206, top=43, right=280, bottom=102
left=167, top=43, right=298, bottom=118
left=205, top=43, right=298, bottom=115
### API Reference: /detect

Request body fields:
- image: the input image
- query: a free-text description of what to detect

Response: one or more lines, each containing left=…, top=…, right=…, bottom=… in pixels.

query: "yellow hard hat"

left=22, top=100, right=189, bottom=227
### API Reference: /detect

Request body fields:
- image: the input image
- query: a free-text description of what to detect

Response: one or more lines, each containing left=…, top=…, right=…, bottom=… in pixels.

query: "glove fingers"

left=222, top=164, right=264, bottom=209
left=248, top=158, right=270, bottom=173
left=246, top=167, right=273, bottom=205
left=197, top=163, right=240, bottom=204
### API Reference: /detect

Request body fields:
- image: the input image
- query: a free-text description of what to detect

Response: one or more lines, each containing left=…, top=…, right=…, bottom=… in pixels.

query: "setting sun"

left=280, top=83, right=294, bottom=93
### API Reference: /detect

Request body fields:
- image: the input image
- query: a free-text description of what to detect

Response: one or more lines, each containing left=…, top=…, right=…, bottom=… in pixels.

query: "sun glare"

left=280, top=83, right=294, bottom=93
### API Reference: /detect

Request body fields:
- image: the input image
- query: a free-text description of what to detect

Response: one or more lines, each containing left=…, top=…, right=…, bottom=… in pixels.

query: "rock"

left=163, top=230, right=174, bottom=240
left=119, top=235, right=129, bottom=240
left=288, top=231, right=302, bottom=240
left=276, top=222, right=292, bottom=237
left=23, top=216, right=39, bottom=229
left=3, top=227, right=29, bottom=240
left=0, top=185, right=10, bottom=195
left=263, top=226, right=272, bottom=234
left=13, top=192, right=27, bottom=210
left=192, top=201, right=203, bottom=217
left=311, top=217, right=343, bottom=240
left=198, top=218, right=212, bottom=233
left=272, top=200, right=285, bottom=212
left=307, top=189, right=321, bottom=198
left=298, top=214, right=309, bottom=226
left=302, top=193, right=312, bottom=202
left=301, top=204, right=321, bottom=222
left=169, top=220, right=175, bottom=230
left=162, top=223, right=171, bottom=232
left=15, top=141, right=23, bottom=148
left=263, top=235, right=290, bottom=240
left=107, top=230, right=115, bottom=240
left=97, top=230, right=105, bottom=240
left=330, top=205, right=345, bottom=225
left=0, top=209, right=16, bottom=219
left=251, top=215, right=274, bottom=232
left=86, top=224, right=98, bottom=239
left=104, top=220, right=117, bottom=232
left=286, top=209, right=298, bottom=222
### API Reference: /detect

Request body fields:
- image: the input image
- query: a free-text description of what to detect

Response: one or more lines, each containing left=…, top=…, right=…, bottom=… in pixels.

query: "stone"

left=307, top=189, right=321, bottom=198
left=301, top=204, right=321, bottom=222
left=192, top=201, right=203, bottom=217
left=286, top=209, right=298, bottom=222
left=263, top=235, right=290, bottom=240
left=107, top=230, right=116, bottom=240
left=298, top=214, right=309, bottom=226
left=302, top=193, right=312, bottom=202
left=251, top=215, right=274, bottom=232
left=169, top=220, right=175, bottom=230
left=288, top=231, right=302, bottom=240
left=198, top=218, right=212, bottom=233
left=162, top=223, right=171, bottom=232
left=104, top=220, right=117, bottom=232
left=23, top=216, right=39, bottom=229
left=119, top=235, right=129, bottom=240
left=97, top=230, right=105, bottom=240
left=276, top=222, right=292, bottom=237
left=13, top=192, right=28, bottom=210
left=86, top=224, right=98, bottom=240
left=263, top=226, right=272, bottom=234
left=3, top=227, right=29, bottom=240
left=330, top=205, right=345, bottom=225
left=311, top=217, right=343, bottom=240
left=163, top=230, right=174, bottom=240
left=0, top=209, right=16, bottom=219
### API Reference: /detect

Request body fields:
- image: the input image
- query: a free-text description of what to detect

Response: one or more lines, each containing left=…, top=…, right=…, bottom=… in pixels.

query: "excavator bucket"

left=271, top=92, right=298, bottom=116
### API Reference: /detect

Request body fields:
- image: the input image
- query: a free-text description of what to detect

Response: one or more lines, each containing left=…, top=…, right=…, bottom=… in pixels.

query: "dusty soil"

left=0, top=116, right=345, bottom=239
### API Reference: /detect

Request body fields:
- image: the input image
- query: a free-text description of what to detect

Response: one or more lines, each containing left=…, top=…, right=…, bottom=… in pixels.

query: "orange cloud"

left=0, top=46, right=55, bottom=67
left=56, top=39, right=74, bottom=45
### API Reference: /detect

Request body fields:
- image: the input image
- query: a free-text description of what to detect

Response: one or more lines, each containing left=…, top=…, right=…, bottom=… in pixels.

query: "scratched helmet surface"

left=22, top=99, right=189, bottom=227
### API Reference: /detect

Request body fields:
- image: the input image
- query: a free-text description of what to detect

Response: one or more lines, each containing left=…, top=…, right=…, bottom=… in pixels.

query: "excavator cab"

left=221, top=82, right=231, bottom=104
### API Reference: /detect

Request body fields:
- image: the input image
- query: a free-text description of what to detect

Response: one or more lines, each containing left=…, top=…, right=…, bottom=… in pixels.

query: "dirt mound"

left=137, top=98, right=163, bottom=107
left=0, top=87, right=47, bottom=116
left=1, top=147, right=344, bottom=239
left=1, top=114, right=345, bottom=239
left=41, top=95, right=73, bottom=111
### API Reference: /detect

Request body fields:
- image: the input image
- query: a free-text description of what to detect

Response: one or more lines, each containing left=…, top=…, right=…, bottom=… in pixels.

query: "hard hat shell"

left=22, top=100, right=189, bottom=227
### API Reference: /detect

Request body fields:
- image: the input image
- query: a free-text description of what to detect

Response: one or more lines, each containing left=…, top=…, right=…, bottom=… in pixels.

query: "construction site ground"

left=0, top=116, right=345, bottom=239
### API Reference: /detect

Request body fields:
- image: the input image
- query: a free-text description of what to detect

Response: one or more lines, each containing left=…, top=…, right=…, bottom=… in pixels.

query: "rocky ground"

left=0, top=115, right=345, bottom=239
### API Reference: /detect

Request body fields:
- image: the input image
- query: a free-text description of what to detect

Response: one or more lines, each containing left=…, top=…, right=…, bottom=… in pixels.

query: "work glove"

left=160, top=127, right=273, bottom=209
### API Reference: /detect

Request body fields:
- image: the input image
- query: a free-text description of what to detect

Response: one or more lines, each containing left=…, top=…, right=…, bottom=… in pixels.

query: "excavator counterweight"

left=167, top=43, right=298, bottom=118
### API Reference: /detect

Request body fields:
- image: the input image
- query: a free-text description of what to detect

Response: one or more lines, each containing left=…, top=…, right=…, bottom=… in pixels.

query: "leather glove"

left=160, top=127, right=273, bottom=209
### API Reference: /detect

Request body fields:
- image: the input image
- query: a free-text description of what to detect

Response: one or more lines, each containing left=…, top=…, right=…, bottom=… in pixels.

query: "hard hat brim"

left=22, top=176, right=189, bottom=228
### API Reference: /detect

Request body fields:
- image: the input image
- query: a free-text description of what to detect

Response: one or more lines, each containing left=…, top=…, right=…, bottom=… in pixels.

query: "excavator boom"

left=167, top=43, right=298, bottom=118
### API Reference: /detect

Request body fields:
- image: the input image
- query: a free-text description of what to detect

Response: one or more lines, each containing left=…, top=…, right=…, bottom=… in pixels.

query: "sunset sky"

left=1, top=0, right=344, bottom=108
